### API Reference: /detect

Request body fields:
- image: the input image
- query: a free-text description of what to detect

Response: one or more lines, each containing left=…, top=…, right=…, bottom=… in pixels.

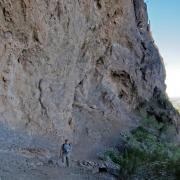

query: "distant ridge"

left=171, top=97, right=180, bottom=110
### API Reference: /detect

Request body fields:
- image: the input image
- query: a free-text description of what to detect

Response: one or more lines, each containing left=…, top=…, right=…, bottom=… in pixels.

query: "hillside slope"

left=0, top=0, right=179, bottom=163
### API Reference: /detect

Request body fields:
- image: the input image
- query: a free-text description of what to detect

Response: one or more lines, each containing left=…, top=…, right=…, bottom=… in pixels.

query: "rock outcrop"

left=0, top=0, right=179, bottom=158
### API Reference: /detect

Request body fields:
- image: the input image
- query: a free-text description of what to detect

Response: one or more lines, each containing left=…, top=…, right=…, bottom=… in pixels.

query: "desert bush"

left=105, top=113, right=180, bottom=179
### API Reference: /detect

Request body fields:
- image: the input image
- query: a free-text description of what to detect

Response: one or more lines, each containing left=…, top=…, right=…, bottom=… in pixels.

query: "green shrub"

left=105, top=113, right=180, bottom=179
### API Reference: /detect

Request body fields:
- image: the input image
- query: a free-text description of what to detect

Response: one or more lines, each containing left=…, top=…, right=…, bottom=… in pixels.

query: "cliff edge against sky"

left=0, top=0, right=179, bottom=161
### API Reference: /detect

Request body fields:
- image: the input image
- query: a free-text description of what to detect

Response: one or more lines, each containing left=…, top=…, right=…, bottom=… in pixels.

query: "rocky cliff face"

left=0, top=0, right=179, bottom=157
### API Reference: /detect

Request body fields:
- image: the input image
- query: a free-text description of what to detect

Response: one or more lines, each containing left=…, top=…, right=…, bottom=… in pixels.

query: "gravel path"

left=0, top=150, right=116, bottom=180
left=0, top=124, right=117, bottom=180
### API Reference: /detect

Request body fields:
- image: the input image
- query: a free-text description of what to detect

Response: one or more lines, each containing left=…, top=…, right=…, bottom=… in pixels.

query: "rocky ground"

left=0, top=152, right=116, bottom=180
left=0, top=124, right=118, bottom=180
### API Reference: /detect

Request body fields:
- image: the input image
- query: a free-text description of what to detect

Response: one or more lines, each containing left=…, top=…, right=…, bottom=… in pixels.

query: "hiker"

left=60, top=139, right=72, bottom=167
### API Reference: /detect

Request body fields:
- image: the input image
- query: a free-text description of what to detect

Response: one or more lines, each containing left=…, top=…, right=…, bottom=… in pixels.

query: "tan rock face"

left=0, top=0, right=177, bottom=152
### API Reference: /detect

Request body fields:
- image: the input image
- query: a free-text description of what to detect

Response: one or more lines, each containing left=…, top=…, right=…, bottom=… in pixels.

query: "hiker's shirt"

left=62, top=143, right=72, bottom=155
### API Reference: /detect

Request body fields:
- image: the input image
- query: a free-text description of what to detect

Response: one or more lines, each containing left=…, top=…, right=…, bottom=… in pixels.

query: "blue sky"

left=145, top=0, right=180, bottom=97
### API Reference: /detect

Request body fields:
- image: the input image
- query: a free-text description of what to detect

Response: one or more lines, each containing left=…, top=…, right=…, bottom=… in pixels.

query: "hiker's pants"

left=62, top=153, right=70, bottom=167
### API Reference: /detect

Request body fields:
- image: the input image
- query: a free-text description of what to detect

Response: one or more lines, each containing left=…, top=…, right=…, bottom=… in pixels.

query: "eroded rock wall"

left=0, top=0, right=178, bottom=154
